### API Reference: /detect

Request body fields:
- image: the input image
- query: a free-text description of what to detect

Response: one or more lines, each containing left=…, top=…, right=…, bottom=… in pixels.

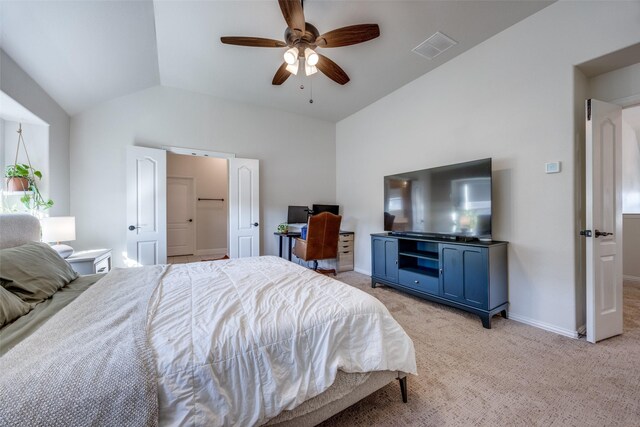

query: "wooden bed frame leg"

left=398, top=376, right=408, bottom=403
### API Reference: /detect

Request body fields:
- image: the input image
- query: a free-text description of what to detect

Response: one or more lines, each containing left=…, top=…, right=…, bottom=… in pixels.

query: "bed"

left=0, top=214, right=416, bottom=426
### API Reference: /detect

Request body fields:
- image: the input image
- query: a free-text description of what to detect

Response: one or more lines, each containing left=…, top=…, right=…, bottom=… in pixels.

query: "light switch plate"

left=545, top=161, right=561, bottom=174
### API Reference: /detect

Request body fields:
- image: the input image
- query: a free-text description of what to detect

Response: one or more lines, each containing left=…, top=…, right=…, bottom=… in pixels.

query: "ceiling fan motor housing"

left=285, top=23, right=320, bottom=54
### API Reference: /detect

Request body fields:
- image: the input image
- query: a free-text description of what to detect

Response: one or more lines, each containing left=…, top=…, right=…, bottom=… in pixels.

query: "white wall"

left=70, top=85, right=336, bottom=267
left=0, top=50, right=70, bottom=215
left=623, top=215, right=640, bottom=281
left=0, top=119, right=4, bottom=177
left=589, top=62, right=640, bottom=105
left=167, top=153, right=228, bottom=253
left=621, top=114, right=640, bottom=214
left=335, top=1, right=640, bottom=336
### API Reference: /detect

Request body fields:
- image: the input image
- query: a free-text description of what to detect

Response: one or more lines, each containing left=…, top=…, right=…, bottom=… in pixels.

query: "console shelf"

left=371, top=233, right=508, bottom=329
left=398, top=250, right=438, bottom=261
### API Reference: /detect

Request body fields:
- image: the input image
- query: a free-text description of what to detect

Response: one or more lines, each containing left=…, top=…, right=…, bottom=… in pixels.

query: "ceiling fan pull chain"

left=309, top=79, right=313, bottom=104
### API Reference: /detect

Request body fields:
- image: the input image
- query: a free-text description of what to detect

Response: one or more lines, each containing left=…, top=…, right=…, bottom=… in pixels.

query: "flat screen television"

left=383, top=158, right=492, bottom=239
left=312, top=204, right=339, bottom=216
left=287, top=206, right=310, bottom=224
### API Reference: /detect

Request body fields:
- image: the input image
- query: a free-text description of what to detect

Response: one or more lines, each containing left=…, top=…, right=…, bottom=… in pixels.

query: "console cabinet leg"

left=481, top=315, right=491, bottom=329
left=371, top=279, right=377, bottom=288
left=501, top=309, right=508, bottom=319
left=398, top=376, right=408, bottom=403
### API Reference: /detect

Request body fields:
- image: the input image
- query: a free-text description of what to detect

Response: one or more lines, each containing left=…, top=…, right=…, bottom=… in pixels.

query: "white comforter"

left=149, top=256, right=416, bottom=426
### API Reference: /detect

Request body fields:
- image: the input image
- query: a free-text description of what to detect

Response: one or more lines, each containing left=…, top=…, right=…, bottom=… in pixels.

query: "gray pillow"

left=0, top=242, right=78, bottom=303
left=0, top=284, right=33, bottom=326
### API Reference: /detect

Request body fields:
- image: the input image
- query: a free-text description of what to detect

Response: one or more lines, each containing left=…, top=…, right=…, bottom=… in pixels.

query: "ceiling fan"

left=220, top=0, right=380, bottom=86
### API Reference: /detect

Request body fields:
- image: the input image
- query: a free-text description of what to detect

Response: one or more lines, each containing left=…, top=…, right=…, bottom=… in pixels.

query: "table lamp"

left=40, top=216, right=76, bottom=258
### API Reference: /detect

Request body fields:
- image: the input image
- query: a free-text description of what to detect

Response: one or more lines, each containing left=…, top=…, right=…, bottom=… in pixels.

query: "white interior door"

left=126, top=146, right=167, bottom=265
left=585, top=99, right=623, bottom=343
left=228, top=158, right=259, bottom=258
left=167, top=177, right=195, bottom=257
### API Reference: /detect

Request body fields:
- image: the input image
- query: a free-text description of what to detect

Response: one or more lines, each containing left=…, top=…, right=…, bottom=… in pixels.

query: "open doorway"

left=576, top=49, right=640, bottom=342
left=621, top=105, right=640, bottom=321
left=166, top=152, right=228, bottom=263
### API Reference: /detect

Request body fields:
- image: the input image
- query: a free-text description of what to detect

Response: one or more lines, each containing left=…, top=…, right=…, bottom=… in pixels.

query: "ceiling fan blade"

left=272, top=62, right=291, bottom=85
left=220, top=37, right=287, bottom=48
left=278, top=0, right=305, bottom=36
left=315, top=24, right=380, bottom=48
left=316, top=54, right=350, bottom=85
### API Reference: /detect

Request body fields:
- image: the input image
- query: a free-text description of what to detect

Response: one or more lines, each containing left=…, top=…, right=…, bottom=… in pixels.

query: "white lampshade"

left=41, top=216, right=76, bottom=243
left=304, top=62, right=318, bottom=76
left=304, top=48, right=318, bottom=66
left=283, top=47, right=299, bottom=65
left=286, top=59, right=299, bottom=75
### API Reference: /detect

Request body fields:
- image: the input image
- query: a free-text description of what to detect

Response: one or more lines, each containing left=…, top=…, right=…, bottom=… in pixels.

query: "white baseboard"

left=354, top=267, right=371, bottom=276
left=508, top=313, right=579, bottom=339
left=624, top=274, right=640, bottom=284
left=195, top=248, right=227, bottom=256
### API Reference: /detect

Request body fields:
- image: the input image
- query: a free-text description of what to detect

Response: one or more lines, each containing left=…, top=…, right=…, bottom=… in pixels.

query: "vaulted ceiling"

left=0, top=1, right=553, bottom=122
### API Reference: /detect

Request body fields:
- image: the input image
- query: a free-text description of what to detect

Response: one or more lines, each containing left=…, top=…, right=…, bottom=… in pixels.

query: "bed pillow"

left=0, top=242, right=79, bottom=303
left=0, top=283, right=33, bottom=327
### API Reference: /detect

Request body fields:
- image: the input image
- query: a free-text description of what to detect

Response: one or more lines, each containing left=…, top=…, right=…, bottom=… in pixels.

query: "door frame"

left=162, top=146, right=260, bottom=259
left=166, top=175, right=197, bottom=257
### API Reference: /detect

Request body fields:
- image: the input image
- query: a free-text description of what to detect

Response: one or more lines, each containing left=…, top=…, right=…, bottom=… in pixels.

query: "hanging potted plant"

left=3, top=124, right=54, bottom=212
left=5, top=163, right=34, bottom=191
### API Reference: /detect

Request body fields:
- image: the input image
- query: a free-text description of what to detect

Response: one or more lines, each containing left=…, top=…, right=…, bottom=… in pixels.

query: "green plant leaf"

left=33, top=170, right=42, bottom=179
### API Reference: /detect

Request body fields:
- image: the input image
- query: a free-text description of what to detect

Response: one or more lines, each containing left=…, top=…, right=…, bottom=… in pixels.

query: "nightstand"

left=66, top=249, right=112, bottom=275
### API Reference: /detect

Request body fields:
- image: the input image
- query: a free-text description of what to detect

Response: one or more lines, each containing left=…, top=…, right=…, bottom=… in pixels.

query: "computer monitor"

left=287, top=206, right=309, bottom=224
left=312, top=204, right=339, bottom=216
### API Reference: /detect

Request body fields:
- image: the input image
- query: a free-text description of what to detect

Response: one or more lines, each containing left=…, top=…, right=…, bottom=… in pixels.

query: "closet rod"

left=198, top=198, right=224, bottom=201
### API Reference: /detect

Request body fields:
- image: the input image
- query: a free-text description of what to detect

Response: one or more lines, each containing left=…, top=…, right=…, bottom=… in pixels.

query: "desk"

left=274, top=231, right=301, bottom=261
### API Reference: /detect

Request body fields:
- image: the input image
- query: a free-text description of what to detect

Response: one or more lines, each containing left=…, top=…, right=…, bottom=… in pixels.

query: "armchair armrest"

left=292, top=237, right=307, bottom=260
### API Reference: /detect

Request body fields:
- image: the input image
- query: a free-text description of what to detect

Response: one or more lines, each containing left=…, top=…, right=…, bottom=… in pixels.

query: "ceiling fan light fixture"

left=305, top=62, right=318, bottom=76
left=304, top=48, right=319, bottom=66
left=284, top=47, right=299, bottom=65
left=286, top=59, right=299, bottom=75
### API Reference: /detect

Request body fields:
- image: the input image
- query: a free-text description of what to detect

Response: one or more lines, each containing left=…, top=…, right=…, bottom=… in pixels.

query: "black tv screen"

left=287, top=206, right=309, bottom=224
left=312, top=204, right=339, bottom=216
left=384, top=158, right=492, bottom=238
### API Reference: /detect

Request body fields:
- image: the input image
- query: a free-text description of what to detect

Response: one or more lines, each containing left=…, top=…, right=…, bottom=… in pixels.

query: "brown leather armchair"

left=292, top=212, right=342, bottom=275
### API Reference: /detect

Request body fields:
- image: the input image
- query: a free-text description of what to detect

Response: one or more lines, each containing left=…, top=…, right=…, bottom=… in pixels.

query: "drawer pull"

left=97, top=267, right=107, bottom=273
left=414, top=280, right=419, bottom=284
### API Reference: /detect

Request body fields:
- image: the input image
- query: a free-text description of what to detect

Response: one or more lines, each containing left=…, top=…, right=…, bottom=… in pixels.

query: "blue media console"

left=370, top=233, right=509, bottom=328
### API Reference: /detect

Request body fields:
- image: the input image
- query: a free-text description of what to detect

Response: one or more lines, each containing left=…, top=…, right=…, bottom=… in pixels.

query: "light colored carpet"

left=318, top=273, right=640, bottom=426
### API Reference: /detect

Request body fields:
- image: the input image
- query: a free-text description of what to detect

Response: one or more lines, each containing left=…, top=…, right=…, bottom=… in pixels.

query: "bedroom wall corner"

left=70, top=86, right=337, bottom=267
left=335, top=1, right=640, bottom=336
left=0, top=49, right=70, bottom=216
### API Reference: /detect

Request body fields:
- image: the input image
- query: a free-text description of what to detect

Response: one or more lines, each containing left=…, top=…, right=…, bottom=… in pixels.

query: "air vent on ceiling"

left=412, top=32, right=458, bottom=60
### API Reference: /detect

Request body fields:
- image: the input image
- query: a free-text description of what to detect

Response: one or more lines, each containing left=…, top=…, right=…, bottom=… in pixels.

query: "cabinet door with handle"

left=371, top=237, right=398, bottom=282
left=440, top=244, right=488, bottom=308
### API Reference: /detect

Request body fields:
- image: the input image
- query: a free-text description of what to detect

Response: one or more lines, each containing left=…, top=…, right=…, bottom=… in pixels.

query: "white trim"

left=195, top=248, right=227, bottom=257
left=163, top=146, right=235, bottom=159
left=614, top=93, right=640, bottom=108
left=624, top=274, right=640, bottom=284
left=508, top=313, right=579, bottom=339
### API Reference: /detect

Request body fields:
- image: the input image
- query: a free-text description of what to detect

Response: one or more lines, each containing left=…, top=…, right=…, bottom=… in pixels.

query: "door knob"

left=594, top=229, right=613, bottom=238
left=128, top=225, right=140, bottom=231
left=253, top=222, right=259, bottom=227
left=188, top=219, right=193, bottom=222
